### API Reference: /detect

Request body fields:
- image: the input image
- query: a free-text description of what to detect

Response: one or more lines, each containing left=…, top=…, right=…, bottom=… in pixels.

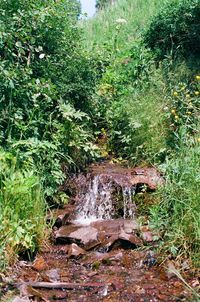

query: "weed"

left=0, top=150, right=45, bottom=270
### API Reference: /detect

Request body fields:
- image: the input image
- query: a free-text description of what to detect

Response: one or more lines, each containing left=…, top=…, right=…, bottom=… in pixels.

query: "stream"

left=7, top=162, right=196, bottom=302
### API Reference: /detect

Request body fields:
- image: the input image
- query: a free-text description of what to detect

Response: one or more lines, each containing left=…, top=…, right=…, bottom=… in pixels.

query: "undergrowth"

left=0, top=150, right=45, bottom=271
left=151, top=140, right=200, bottom=266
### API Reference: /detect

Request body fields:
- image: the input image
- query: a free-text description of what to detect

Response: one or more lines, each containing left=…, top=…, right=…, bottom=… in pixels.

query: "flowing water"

left=75, top=174, right=136, bottom=224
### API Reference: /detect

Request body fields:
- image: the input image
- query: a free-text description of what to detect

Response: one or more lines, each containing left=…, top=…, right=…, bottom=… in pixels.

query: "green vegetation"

left=151, top=141, right=200, bottom=265
left=82, top=0, right=200, bottom=264
left=0, top=0, right=199, bottom=269
left=82, top=0, right=163, bottom=54
left=0, top=0, right=100, bottom=268
left=0, top=150, right=45, bottom=271
left=144, top=0, right=200, bottom=60
left=0, top=0, right=100, bottom=198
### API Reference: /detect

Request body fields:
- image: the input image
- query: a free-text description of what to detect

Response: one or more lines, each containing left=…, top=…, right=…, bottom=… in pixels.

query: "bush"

left=164, top=76, right=200, bottom=150
left=0, top=150, right=45, bottom=270
left=0, top=0, right=100, bottom=196
left=144, top=0, right=200, bottom=60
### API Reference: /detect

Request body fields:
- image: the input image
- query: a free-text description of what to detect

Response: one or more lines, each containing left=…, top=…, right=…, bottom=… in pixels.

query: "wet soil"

left=15, top=240, right=194, bottom=302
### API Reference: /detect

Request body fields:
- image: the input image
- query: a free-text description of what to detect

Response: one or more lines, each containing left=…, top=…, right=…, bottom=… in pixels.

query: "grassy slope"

left=82, top=0, right=171, bottom=163
left=82, top=0, right=164, bottom=56
left=82, top=0, right=200, bottom=265
left=82, top=0, right=164, bottom=53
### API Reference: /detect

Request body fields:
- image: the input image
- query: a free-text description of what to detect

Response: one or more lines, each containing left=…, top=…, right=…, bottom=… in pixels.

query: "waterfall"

left=75, top=175, right=136, bottom=224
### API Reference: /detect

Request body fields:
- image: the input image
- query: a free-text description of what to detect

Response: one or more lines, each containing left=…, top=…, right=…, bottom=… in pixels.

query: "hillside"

left=81, top=0, right=200, bottom=267
left=0, top=1, right=199, bottom=298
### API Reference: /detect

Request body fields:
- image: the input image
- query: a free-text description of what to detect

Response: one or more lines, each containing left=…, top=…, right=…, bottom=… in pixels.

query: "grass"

left=151, top=140, right=200, bottom=265
left=0, top=150, right=46, bottom=271
left=82, top=0, right=200, bottom=266
left=106, top=80, right=168, bottom=163
left=82, top=0, right=164, bottom=55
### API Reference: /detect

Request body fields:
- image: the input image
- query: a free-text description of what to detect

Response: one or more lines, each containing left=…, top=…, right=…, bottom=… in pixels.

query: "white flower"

left=39, top=53, right=45, bottom=59
left=116, top=18, right=127, bottom=24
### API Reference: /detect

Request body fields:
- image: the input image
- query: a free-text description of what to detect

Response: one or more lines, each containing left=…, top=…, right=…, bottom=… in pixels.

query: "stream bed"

left=6, top=162, right=198, bottom=302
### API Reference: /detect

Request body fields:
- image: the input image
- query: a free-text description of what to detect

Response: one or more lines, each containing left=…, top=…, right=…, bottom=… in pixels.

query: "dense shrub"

left=144, top=0, right=200, bottom=59
left=165, top=77, right=200, bottom=150
left=0, top=0, right=100, bottom=196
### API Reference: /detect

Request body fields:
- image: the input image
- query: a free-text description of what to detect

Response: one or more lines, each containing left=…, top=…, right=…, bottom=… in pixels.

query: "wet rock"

left=54, top=225, right=82, bottom=243
left=90, top=164, right=163, bottom=190
left=123, top=220, right=139, bottom=232
left=54, top=213, right=71, bottom=228
left=69, top=163, right=163, bottom=222
left=51, top=292, right=68, bottom=300
left=104, top=236, right=141, bottom=251
left=83, top=251, right=123, bottom=266
left=143, top=253, right=157, bottom=268
left=32, top=256, right=48, bottom=271
left=119, top=229, right=143, bottom=246
left=55, top=225, right=99, bottom=250
left=131, top=167, right=163, bottom=190
left=134, top=285, right=146, bottom=295
left=99, top=285, right=109, bottom=297
left=41, top=269, right=60, bottom=282
left=97, top=227, right=142, bottom=252
left=141, top=231, right=154, bottom=242
left=55, top=219, right=142, bottom=252
left=91, top=219, right=122, bottom=233
left=91, top=219, right=138, bottom=234
left=12, top=297, right=30, bottom=302
left=68, top=243, right=86, bottom=258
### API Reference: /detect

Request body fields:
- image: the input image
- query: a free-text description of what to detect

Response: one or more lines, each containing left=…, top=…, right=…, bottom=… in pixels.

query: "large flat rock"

left=55, top=225, right=99, bottom=250
left=55, top=219, right=141, bottom=251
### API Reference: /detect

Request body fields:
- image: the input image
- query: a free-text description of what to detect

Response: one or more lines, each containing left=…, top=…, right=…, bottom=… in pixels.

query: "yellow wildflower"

left=171, top=109, right=176, bottom=114
left=173, top=91, right=178, bottom=96
left=194, top=91, right=199, bottom=96
left=187, top=111, right=192, bottom=115
left=195, top=75, right=200, bottom=80
left=175, top=115, right=179, bottom=120
left=197, top=138, right=200, bottom=143
left=186, top=94, right=190, bottom=98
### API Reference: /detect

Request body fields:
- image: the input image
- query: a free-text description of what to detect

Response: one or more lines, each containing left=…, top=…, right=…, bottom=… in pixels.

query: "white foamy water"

left=75, top=175, right=136, bottom=223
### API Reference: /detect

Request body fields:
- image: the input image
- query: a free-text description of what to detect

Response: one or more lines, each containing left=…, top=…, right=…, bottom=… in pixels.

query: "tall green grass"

left=151, top=138, right=200, bottom=265
left=0, top=150, right=45, bottom=271
left=82, top=0, right=164, bottom=54
left=106, top=76, right=168, bottom=163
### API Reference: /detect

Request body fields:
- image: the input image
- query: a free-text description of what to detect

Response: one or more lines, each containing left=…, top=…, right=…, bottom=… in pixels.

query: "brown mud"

left=4, top=162, right=199, bottom=302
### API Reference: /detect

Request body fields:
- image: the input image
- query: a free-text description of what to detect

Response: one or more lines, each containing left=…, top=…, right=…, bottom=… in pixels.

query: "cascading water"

left=122, top=186, right=136, bottom=219
left=75, top=174, right=136, bottom=224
